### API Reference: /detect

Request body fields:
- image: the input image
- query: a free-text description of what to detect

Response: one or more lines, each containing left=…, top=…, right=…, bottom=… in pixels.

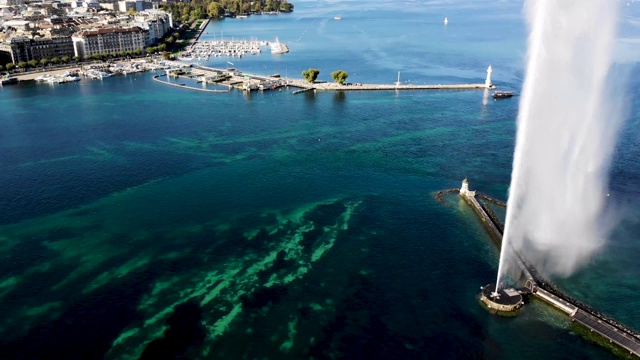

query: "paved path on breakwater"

left=288, top=78, right=493, bottom=92
left=163, top=62, right=496, bottom=93
left=451, top=186, right=640, bottom=357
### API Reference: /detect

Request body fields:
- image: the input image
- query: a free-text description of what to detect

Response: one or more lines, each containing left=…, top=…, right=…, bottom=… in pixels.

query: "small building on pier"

left=459, top=178, right=476, bottom=198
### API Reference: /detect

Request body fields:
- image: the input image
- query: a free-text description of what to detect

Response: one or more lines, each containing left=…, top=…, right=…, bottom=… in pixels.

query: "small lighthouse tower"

left=485, top=65, right=493, bottom=89
left=459, top=178, right=476, bottom=198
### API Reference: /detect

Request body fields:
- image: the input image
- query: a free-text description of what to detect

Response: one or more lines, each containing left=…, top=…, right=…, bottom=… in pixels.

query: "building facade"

left=30, top=36, right=74, bottom=60
left=134, top=10, right=171, bottom=45
left=72, top=26, right=147, bottom=58
left=0, top=36, right=74, bottom=64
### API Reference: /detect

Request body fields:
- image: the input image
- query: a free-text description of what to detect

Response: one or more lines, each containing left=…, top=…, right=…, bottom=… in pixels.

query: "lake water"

left=1, top=1, right=640, bottom=359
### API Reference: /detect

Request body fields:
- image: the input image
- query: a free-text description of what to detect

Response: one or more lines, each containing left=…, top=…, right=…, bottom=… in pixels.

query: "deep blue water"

left=1, top=1, right=640, bottom=359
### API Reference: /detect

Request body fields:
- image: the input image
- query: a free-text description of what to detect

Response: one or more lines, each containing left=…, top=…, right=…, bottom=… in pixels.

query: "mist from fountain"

left=495, top=0, right=626, bottom=289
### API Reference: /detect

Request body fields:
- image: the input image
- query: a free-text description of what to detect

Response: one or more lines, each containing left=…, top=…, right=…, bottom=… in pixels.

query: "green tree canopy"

left=331, top=70, right=348, bottom=85
left=61, top=55, right=71, bottom=63
left=18, top=61, right=27, bottom=68
left=72, top=55, right=80, bottom=62
left=280, top=1, right=293, bottom=12
left=134, top=49, right=142, bottom=56
left=6, top=63, right=15, bottom=71
left=51, top=57, right=60, bottom=65
left=207, top=1, right=223, bottom=17
left=0, top=64, right=3, bottom=71
left=27, top=59, right=38, bottom=67
left=40, top=58, right=49, bottom=66
left=302, top=68, right=320, bottom=83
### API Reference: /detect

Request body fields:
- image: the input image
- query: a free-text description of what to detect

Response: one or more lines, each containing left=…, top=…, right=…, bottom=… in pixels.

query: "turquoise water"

left=1, top=1, right=639, bottom=359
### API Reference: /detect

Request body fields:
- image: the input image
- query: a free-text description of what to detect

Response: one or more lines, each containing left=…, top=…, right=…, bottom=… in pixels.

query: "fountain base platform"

left=480, top=284, right=524, bottom=313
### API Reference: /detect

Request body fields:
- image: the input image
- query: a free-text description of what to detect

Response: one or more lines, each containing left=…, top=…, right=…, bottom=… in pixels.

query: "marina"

left=180, top=35, right=288, bottom=61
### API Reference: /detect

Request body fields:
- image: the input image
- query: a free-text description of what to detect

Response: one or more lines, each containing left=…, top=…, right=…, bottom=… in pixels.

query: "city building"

left=0, top=35, right=74, bottom=64
left=72, top=26, right=147, bottom=58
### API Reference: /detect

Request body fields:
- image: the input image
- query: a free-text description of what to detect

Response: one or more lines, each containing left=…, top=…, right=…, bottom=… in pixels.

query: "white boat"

left=334, top=16, right=342, bottom=20
left=35, top=74, right=54, bottom=82
left=444, top=17, right=448, bottom=25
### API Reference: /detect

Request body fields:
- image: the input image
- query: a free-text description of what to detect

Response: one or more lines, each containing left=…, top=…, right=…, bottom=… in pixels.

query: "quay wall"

left=534, top=287, right=578, bottom=315
left=152, top=74, right=229, bottom=93
left=449, top=184, right=640, bottom=357
left=461, top=193, right=503, bottom=246
left=193, top=18, right=211, bottom=43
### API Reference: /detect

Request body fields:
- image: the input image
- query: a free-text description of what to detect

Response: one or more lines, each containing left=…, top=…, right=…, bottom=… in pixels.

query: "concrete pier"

left=451, top=179, right=640, bottom=357
left=152, top=74, right=230, bottom=93
left=158, top=62, right=497, bottom=93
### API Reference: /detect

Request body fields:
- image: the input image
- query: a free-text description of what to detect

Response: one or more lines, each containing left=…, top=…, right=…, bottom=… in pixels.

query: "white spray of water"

left=495, top=0, right=625, bottom=289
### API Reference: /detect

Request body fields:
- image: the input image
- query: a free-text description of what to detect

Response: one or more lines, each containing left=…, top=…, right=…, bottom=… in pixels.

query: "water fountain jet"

left=495, top=0, right=625, bottom=290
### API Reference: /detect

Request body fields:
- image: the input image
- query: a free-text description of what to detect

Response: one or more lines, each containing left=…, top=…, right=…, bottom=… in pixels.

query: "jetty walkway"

left=160, top=61, right=496, bottom=93
left=445, top=181, right=640, bottom=357
left=152, top=74, right=229, bottom=93
left=287, top=78, right=493, bottom=92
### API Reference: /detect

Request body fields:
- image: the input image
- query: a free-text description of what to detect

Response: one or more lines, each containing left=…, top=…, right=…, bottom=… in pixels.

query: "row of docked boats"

left=35, top=71, right=81, bottom=84
left=1, top=75, right=18, bottom=86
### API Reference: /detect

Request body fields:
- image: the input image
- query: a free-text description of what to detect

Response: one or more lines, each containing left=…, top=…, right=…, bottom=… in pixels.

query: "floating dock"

left=448, top=179, right=640, bottom=358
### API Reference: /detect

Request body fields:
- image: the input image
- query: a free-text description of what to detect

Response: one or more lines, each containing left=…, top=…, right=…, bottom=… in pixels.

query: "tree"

left=280, top=0, right=293, bottom=12
left=28, top=59, right=37, bottom=68
left=51, top=57, right=60, bottom=65
left=40, top=58, right=49, bottom=67
left=162, top=51, right=174, bottom=60
left=6, top=63, right=15, bottom=71
left=0, top=64, right=3, bottom=71
left=302, top=68, right=320, bottom=83
left=207, top=1, right=223, bottom=17
left=61, top=55, right=71, bottom=63
left=134, top=49, right=142, bottom=56
left=72, top=55, right=80, bottom=62
left=331, top=70, right=348, bottom=85
left=18, top=61, right=28, bottom=69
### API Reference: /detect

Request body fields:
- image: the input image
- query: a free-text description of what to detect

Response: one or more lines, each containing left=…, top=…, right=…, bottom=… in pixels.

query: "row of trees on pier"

left=302, top=68, right=350, bottom=85
left=160, top=0, right=293, bottom=24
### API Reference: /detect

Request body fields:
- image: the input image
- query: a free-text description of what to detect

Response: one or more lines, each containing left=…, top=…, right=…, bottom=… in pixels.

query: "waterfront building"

left=29, top=35, right=74, bottom=60
left=0, top=36, right=30, bottom=64
left=72, top=26, right=147, bottom=57
left=0, top=35, right=74, bottom=63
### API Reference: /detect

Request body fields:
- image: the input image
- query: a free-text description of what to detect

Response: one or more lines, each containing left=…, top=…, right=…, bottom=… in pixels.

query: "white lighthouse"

left=459, top=178, right=476, bottom=197
left=485, top=65, right=493, bottom=89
